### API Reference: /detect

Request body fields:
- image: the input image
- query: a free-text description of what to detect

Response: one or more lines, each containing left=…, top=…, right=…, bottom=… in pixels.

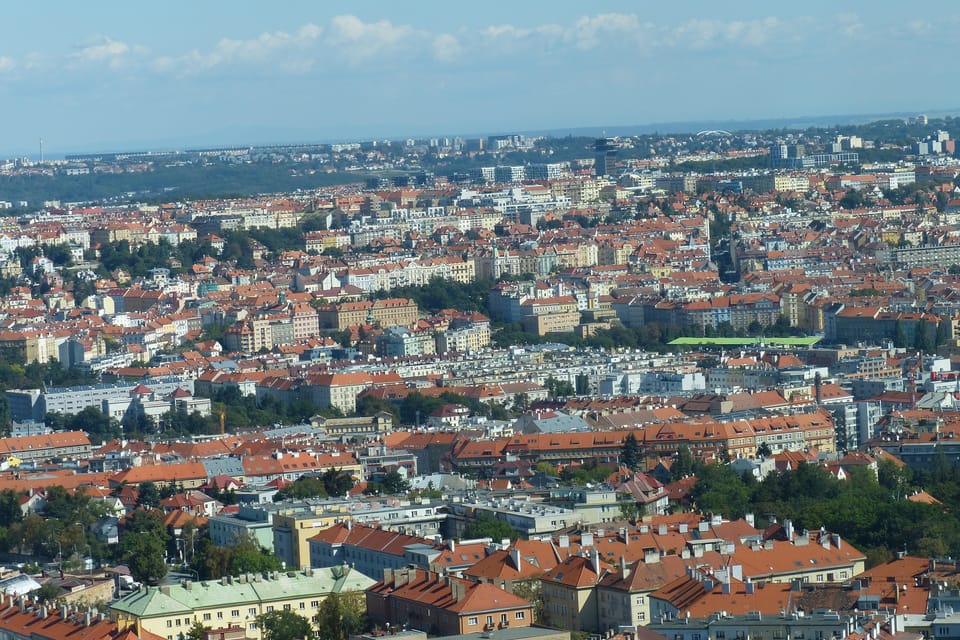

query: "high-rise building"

left=594, top=138, right=618, bottom=176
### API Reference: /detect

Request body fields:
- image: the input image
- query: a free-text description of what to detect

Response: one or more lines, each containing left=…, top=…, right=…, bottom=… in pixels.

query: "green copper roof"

left=110, top=568, right=376, bottom=620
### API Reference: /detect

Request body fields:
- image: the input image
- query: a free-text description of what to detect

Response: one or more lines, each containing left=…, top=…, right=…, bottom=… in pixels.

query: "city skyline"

left=2, top=1, right=959, bottom=155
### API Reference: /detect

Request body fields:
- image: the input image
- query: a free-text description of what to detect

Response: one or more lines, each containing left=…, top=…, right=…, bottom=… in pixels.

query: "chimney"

left=745, top=578, right=755, bottom=594
left=784, top=519, right=794, bottom=541
left=581, top=533, right=594, bottom=547
left=678, top=523, right=688, bottom=534
left=745, top=513, right=755, bottom=528
left=510, top=548, right=522, bottom=571
left=40, top=606, right=48, bottom=620
left=446, top=539, right=455, bottom=552
left=658, top=525, right=668, bottom=535
left=346, top=519, right=352, bottom=531
left=451, top=578, right=466, bottom=602
left=394, top=568, right=410, bottom=588
left=644, top=547, right=660, bottom=564
left=620, top=555, right=630, bottom=579
left=698, top=521, right=709, bottom=533
left=590, top=547, right=601, bottom=574
left=732, top=565, right=743, bottom=581
left=60, top=604, right=68, bottom=619
left=383, top=568, right=393, bottom=584
left=831, top=533, right=841, bottom=549
left=558, top=535, right=569, bottom=548
left=85, top=611, right=92, bottom=627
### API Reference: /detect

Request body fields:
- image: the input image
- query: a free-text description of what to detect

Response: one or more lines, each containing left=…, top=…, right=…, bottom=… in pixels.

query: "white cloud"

left=70, top=36, right=142, bottom=70
left=154, top=23, right=322, bottom=74
left=567, top=13, right=645, bottom=50
left=668, top=17, right=780, bottom=49
left=0, top=57, right=14, bottom=73
left=432, top=34, right=462, bottom=62
left=479, top=13, right=786, bottom=56
left=326, top=15, right=419, bottom=64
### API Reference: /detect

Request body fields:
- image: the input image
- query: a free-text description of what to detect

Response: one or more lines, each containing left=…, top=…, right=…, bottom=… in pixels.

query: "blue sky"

left=1, top=1, right=957, bottom=155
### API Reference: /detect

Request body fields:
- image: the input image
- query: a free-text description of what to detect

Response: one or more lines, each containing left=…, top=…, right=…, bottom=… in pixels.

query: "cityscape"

left=3, top=6, right=960, bottom=640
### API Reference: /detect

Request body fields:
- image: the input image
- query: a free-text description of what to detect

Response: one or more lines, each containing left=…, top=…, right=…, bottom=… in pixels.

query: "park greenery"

left=675, top=453, right=960, bottom=566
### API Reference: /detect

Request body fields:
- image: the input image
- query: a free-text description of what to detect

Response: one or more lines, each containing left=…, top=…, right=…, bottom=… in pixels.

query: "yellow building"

left=111, top=568, right=374, bottom=640
left=272, top=510, right=348, bottom=571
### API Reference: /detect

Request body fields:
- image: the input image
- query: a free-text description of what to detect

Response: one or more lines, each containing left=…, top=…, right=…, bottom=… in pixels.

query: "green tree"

left=380, top=471, right=410, bottom=495
left=670, top=445, right=696, bottom=481
left=31, top=582, right=62, bottom=603
left=756, top=442, right=772, bottom=458
left=192, top=532, right=282, bottom=579
left=621, top=433, right=641, bottom=471
left=256, top=610, right=314, bottom=640
left=121, top=534, right=168, bottom=583
left=0, top=489, right=23, bottom=528
left=535, top=462, right=559, bottom=477
left=137, top=481, right=161, bottom=509
left=316, top=592, right=367, bottom=640
left=185, top=621, right=211, bottom=640
left=321, top=468, right=355, bottom=498
left=275, top=477, right=328, bottom=501
left=464, top=514, right=519, bottom=542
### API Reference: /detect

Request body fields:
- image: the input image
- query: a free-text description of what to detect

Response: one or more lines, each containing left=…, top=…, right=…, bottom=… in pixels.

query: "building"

left=208, top=505, right=275, bottom=551
left=0, top=431, right=91, bottom=463
left=111, top=567, right=375, bottom=640
left=366, top=567, right=534, bottom=636
left=541, top=551, right=604, bottom=631
left=0, top=595, right=158, bottom=640
left=316, top=298, right=419, bottom=331
left=447, top=497, right=580, bottom=538
left=308, top=522, right=443, bottom=579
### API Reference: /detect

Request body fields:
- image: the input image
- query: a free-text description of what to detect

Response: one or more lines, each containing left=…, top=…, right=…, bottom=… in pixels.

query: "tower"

left=594, top=137, right=617, bottom=176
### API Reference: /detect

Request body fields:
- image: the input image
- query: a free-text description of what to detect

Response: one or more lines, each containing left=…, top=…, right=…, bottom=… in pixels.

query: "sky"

left=1, top=1, right=958, bottom=156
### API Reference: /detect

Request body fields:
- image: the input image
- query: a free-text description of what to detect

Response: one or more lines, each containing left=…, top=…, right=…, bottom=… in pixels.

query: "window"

left=515, top=612, right=525, bottom=620
left=266, top=606, right=274, bottom=613
left=166, top=622, right=173, bottom=629
left=202, top=614, right=211, bottom=622
left=249, top=624, right=257, bottom=631
left=299, top=603, right=306, bottom=609
left=217, top=613, right=224, bottom=619
left=311, top=601, right=320, bottom=608
left=249, top=608, right=257, bottom=617
left=231, top=611, right=239, bottom=618
left=176, top=620, right=182, bottom=627
left=716, top=633, right=724, bottom=639
left=468, top=618, right=478, bottom=626
left=284, top=605, right=291, bottom=611
left=638, top=613, right=646, bottom=621
left=816, top=575, right=824, bottom=583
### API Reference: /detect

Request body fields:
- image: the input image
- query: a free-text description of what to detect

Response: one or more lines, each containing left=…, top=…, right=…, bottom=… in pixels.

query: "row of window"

left=465, top=612, right=525, bottom=626
left=167, top=600, right=324, bottom=627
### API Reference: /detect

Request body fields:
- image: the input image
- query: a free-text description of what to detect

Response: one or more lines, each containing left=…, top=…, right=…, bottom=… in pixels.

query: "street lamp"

left=56, top=540, right=62, bottom=575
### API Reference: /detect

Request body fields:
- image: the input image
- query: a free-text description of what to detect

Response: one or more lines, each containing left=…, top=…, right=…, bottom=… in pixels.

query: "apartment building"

left=111, top=568, right=375, bottom=640
left=366, top=568, right=533, bottom=636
